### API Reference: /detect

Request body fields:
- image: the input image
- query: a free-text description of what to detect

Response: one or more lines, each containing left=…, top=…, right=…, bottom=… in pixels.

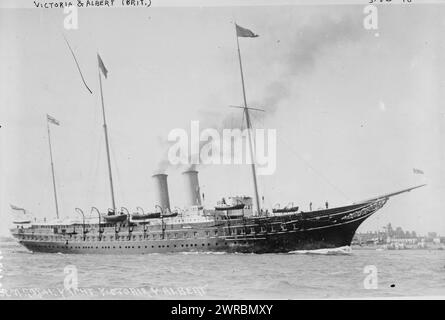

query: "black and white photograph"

left=0, top=0, right=444, bottom=305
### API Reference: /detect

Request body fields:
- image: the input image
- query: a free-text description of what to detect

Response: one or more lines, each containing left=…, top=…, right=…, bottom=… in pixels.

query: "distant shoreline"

left=1, top=238, right=444, bottom=253
left=0, top=235, right=14, bottom=242
left=352, top=244, right=445, bottom=251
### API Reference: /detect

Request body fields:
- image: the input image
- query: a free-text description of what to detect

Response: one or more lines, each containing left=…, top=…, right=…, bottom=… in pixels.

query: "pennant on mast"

left=47, top=114, right=60, bottom=126
left=97, top=53, right=108, bottom=78
left=10, top=204, right=26, bottom=212
left=63, top=34, right=93, bottom=94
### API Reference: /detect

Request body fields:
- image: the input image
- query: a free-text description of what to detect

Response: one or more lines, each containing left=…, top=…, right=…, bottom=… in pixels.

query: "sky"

left=1, top=1, right=444, bottom=237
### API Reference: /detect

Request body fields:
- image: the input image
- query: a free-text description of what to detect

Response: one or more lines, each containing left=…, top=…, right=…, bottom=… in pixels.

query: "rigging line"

left=240, top=109, right=245, bottom=130
left=248, top=111, right=351, bottom=202
left=62, top=34, right=93, bottom=94
left=278, top=133, right=351, bottom=202
left=86, top=129, right=103, bottom=207
left=109, top=136, right=126, bottom=208
left=85, top=95, right=102, bottom=206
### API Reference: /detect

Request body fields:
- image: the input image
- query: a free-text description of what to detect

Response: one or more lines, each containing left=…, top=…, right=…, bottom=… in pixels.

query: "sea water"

left=0, top=238, right=444, bottom=299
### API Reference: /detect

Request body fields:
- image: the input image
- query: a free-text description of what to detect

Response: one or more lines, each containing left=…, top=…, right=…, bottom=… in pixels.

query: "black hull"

left=131, top=213, right=161, bottom=220
left=12, top=215, right=366, bottom=254
left=245, top=215, right=364, bottom=253
left=11, top=199, right=386, bottom=254
left=103, top=215, right=127, bottom=223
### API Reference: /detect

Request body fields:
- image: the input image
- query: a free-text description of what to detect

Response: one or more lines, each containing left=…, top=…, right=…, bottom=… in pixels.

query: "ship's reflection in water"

left=1, top=239, right=444, bottom=299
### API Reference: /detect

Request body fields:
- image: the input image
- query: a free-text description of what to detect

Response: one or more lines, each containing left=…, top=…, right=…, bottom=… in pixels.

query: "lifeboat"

left=12, top=219, right=31, bottom=224
left=132, top=211, right=178, bottom=220
left=214, top=203, right=245, bottom=211
left=131, top=212, right=161, bottom=220
left=161, top=212, right=178, bottom=218
left=103, top=212, right=128, bottom=223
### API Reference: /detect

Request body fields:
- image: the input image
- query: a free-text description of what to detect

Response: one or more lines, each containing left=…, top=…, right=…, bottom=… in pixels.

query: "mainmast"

left=46, top=114, right=60, bottom=219
left=97, top=53, right=116, bottom=212
left=234, top=23, right=261, bottom=215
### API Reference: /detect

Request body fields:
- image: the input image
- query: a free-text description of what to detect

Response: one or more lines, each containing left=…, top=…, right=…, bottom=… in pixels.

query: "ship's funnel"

left=152, top=173, right=170, bottom=212
left=182, top=169, right=202, bottom=206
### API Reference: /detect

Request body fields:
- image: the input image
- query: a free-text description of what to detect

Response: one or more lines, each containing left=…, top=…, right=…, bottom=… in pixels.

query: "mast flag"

left=47, top=114, right=60, bottom=126
left=413, top=168, right=424, bottom=174
left=236, top=24, right=259, bottom=38
left=97, top=53, right=108, bottom=78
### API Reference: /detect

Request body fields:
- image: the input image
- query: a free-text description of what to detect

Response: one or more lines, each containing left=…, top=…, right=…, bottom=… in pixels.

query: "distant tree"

left=395, top=226, right=404, bottom=238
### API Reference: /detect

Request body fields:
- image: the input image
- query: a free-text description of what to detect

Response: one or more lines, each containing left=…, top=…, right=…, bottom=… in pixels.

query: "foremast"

left=97, top=54, right=117, bottom=213
left=233, top=23, right=261, bottom=216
